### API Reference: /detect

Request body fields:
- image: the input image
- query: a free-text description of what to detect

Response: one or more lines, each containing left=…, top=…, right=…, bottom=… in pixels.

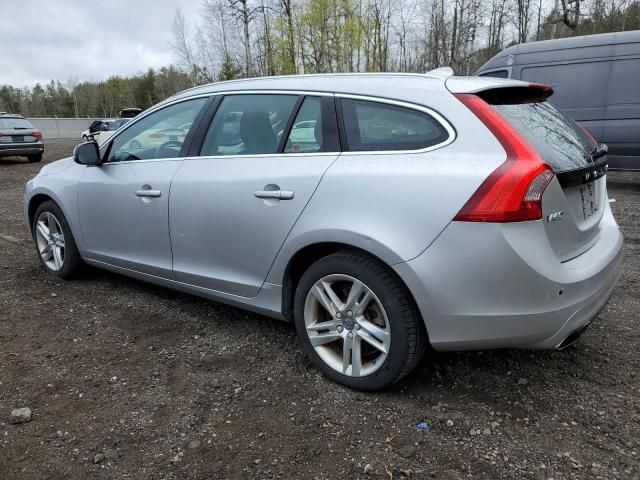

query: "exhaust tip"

left=558, top=323, right=591, bottom=350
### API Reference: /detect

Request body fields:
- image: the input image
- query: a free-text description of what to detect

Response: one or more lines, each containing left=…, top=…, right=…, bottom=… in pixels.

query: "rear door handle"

left=135, top=189, right=161, bottom=198
left=254, top=190, right=295, bottom=200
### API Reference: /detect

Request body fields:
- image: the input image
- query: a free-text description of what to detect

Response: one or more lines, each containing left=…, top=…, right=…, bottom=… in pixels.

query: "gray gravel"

left=0, top=141, right=639, bottom=479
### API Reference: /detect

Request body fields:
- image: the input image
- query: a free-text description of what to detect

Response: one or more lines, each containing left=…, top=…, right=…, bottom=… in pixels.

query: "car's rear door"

left=169, top=93, right=341, bottom=297
left=77, top=97, right=209, bottom=277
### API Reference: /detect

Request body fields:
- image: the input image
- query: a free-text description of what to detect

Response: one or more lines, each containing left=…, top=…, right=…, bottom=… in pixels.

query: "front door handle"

left=135, top=189, right=161, bottom=198
left=254, top=190, right=295, bottom=200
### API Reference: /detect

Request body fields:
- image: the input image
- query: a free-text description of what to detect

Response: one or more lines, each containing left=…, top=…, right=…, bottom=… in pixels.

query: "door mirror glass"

left=73, top=141, right=101, bottom=165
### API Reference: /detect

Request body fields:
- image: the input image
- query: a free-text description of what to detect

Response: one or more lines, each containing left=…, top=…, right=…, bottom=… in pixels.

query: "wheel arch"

left=27, top=193, right=56, bottom=234
left=280, top=242, right=424, bottom=332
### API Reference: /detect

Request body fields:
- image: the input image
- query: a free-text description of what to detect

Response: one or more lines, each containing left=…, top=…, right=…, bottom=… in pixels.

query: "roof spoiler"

left=474, top=83, right=554, bottom=104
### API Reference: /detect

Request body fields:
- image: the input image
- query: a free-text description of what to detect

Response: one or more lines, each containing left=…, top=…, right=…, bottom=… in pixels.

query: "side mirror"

left=73, top=142, right=101, bottom=166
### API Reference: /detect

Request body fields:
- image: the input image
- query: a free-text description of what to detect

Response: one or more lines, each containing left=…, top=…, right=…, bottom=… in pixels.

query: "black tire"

left=294, top=251, right=427, bottom=391
left=32, top=200, right=83, bottom=279
left=28, top=154, right=42, bottom=163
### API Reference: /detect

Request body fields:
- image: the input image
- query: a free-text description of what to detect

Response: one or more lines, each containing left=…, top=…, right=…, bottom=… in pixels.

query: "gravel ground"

left=1, top=140, right=639, bottom=480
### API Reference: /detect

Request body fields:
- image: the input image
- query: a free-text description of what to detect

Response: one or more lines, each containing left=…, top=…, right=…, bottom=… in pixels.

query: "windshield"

left=0, top=118, right=33, bottom=129
left=492, top=101, right=595, bottom=173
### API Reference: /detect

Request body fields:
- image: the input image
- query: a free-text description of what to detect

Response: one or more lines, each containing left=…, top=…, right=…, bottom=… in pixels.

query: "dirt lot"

left=1, top=140, right=639, bottom=480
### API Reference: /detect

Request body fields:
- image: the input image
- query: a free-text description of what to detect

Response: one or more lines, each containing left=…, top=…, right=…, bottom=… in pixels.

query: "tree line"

left=1, top=0, right=638, bottom=118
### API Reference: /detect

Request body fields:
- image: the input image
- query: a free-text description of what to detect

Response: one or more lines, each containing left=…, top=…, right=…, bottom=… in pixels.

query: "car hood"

left=38, top=156, right=74, bottom=176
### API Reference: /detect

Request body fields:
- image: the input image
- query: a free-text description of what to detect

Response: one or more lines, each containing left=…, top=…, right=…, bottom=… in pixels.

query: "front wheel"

left=27, top=154, right=42, bottom=163
left=32, top=200, right=83, bottom=279
left=294, top=251, right=426, bottom=390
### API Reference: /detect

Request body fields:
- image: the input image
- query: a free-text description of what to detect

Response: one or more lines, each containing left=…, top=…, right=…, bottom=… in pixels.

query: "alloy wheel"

left=35, top=212, right=65, bottom=271
left=303, top=274, right=391, bottom=377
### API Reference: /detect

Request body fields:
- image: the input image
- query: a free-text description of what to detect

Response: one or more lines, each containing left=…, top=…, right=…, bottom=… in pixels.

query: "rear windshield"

left=492, top=101, right=593, bottom=173
left=0, top=118, right=33, bottom=129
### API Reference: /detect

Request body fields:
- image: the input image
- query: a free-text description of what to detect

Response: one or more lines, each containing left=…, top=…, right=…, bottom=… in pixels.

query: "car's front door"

left=170, top=93, right=341, bottom=297
left=77, top=97, right=209, bottom=277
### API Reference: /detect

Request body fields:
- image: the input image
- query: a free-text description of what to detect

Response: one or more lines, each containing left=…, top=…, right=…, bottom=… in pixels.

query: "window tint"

left=493, top=101, right=593, bottom=173
left=107, top=98, right=207, bottom=162
left=340, top=99, right=449, bottom=151
left=521, top=62, right=610, bottom=110
left=0, top=118, right=33, bottom=129
left=479, top=70, right=508, bottom=79
left=607, top=59, right=640, bottom=105
left=284, top=97, right=340, bottom=153
left=201, top=94, right=297, bottom=156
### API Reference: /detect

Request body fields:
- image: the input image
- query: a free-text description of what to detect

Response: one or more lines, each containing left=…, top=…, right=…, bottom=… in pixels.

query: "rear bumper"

left=394, top=204, right=623, bottom=351
left=0, top=143, right=44, bottom=157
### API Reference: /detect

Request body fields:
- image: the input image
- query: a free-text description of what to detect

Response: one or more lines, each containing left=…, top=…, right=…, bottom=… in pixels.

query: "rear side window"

left=340, top=99, right=449, bottom=151
left=607, top=59, right=640, bottom=105
left=0, top=118, right=33, bottom=129
left=201, top=94, right=298, bottom=156
left=283, top=96, right=340, bottom=153
left=521, top=62, right=610, bottom=110
left=479, top=70, right=508, bottom=79
left=493, top=101, right=594, bottom=173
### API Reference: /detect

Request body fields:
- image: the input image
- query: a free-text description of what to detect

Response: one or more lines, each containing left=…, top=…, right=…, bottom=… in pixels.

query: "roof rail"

left=425, top=67, right=454, bottom=78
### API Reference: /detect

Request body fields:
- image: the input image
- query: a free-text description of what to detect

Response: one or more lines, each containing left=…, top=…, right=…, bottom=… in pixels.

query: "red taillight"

left=453, top=93, right=554, bottom=222
left=32, top=130, right=43, bottom=139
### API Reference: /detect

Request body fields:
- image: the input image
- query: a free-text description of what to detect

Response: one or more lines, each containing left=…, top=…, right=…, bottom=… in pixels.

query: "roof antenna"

left=425, top=67, right=454, bottom=78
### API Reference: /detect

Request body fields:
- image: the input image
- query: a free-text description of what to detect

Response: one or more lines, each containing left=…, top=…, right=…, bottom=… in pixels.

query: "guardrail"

left=28, top=118, right=109, bottom=140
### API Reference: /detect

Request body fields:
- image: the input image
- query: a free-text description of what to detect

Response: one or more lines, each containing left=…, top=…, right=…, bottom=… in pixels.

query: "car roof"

left=0, top=112, right=25, bottom=118
left=164, top=73, right=449, bottom=105
left=477, top=30, right=640, bottom=72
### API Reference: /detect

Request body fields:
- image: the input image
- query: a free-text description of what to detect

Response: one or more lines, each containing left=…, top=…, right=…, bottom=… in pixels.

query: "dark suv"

left=0, top=113, right=44, bottom=162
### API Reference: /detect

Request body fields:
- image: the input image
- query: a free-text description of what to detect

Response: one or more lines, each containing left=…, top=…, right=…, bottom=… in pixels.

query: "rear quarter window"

left=340, top=99, right=450, bottom=152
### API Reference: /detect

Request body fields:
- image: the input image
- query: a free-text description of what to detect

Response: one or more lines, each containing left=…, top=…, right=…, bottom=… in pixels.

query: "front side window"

left=106, top=97, right=207, bottom=162
left=340, top=99, right=450, bottom=152
left=200, top=94, right=298, bottom=156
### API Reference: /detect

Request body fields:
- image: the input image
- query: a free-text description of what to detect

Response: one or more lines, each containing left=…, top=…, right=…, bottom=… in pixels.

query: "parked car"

left=119, top=107, right=142, bottom=119
left=24, top=73, right=623, bottom=390
left=94, top=119, right=130, bottom=144
left=0, top=113, right=44, bottom=162
left=81, top=120, right=113, bottom=142
left=476, top=30, right=640, bottom=170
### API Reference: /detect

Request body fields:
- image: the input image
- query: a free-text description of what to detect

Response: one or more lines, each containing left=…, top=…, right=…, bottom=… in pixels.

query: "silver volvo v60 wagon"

left=24, top=72, right=623, bottom=390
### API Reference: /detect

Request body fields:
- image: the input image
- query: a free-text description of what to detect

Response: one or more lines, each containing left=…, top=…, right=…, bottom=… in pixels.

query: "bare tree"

left=228, top=0, right=256, bottom=76
left=559, top=0, right=581, bottom=31
left=514, top=0, right=533, bottom=42
left=171, top=8, right=198, bottom=85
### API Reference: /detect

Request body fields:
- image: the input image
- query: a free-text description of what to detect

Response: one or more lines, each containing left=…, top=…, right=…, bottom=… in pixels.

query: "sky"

left=0, top=0, right=201, bottom=88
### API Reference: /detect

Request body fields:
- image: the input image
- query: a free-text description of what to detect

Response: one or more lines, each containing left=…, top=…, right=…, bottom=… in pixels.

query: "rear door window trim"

left=187, top=90, right=343, bottom=158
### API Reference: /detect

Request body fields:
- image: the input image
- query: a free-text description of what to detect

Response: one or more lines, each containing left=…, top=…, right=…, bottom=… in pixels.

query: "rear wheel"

left=28, top=154, right=42, bottom=163
left=294, top=251, right=426, bottom=390
left=32, top=200, right=82, bottom=279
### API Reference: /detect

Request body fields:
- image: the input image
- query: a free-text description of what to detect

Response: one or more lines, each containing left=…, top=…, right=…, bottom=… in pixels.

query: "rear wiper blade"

left=591, top=143, right=608, bottom=160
